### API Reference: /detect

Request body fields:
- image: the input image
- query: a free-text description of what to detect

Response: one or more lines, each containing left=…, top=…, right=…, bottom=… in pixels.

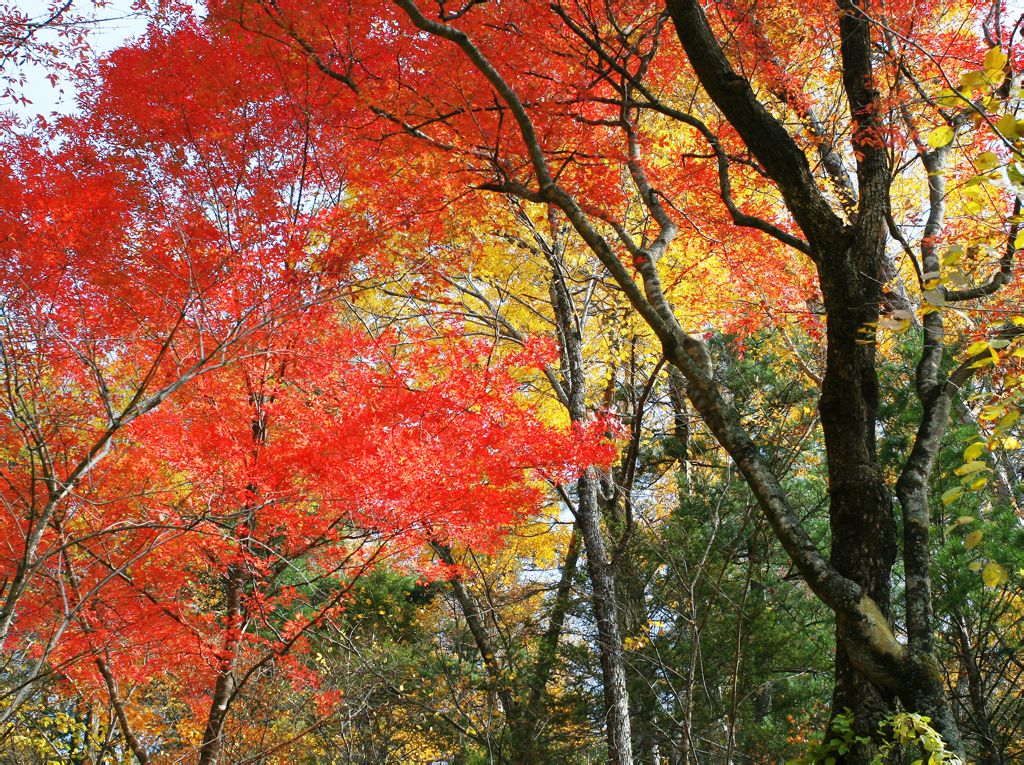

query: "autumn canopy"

left=0, top=0, right=1023, bottom=762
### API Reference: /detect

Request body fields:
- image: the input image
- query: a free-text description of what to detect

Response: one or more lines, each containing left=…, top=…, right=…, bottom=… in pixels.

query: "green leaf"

left=1009, top=162, right=1024, bottom=187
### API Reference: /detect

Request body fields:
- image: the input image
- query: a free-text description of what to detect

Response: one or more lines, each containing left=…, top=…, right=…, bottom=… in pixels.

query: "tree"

left=0, top=24, right=618, bottom=761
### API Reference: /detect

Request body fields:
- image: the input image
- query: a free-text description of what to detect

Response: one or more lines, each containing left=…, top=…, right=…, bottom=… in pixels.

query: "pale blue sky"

left=10, top=0, right=147, bottom=120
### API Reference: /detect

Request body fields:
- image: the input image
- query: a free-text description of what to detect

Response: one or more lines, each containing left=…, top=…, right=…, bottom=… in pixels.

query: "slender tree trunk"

left=58, top=548, right=150, bottom=765
left=577, top=469, right=634, bottom=764
left=94, top=655, right=149, bottom=765
left=953, top=614, right=1003, bottom=764
left=197, top=564, right=242, bottom=765
left=544, top=213, right=633, bottom=765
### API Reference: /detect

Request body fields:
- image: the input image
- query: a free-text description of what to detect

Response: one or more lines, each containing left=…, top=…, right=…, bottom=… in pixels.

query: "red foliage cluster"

left=0, top=18, right=617, bottom=730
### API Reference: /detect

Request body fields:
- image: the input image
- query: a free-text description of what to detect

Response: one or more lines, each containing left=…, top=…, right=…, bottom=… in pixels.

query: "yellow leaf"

left=968, top=561, right=983, bottom=572
left=980, top=404, right=1003, bottom=421
left=997, top=410, right=1020, bottom=431
left=964, top=530, right=983, bottom=549
left=965, top=340, right=991, bottom=356
left=954, top=460, right=987, bottom=476
left=942, top=245, right=964, bottom=266
left=985, top=46, right=1008, bottom=73
left=1003, top=436, right=1021, bottom=449
left=960, top=70, right=985, bottom=90
left=996, top=112, right=1018, bottom=138
left=879, top=316, right=911, bottom=331
left=982, top=561, right=1008, bottom=588
left=927, top=125, right=954, bottom=148
left=963, top=442, right=986, bottom=461
left=941, top=486, right=964, bottom=505
left=976, top=151, right=1000, bottom=171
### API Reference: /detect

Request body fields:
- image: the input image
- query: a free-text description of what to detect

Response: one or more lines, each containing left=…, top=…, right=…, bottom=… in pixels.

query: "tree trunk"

left=576, top=470, right=634, bottom=764
left=197, top=559, right=243, bottom=765
left=953, top=614, right=1003, bottom=764
left=546, top=214, right=634, bottom=765
left=817, top=233, right=898, bottom=759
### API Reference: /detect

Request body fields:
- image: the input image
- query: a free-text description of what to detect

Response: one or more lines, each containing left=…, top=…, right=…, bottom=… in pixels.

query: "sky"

left=9, top=0, right=150, bottom=121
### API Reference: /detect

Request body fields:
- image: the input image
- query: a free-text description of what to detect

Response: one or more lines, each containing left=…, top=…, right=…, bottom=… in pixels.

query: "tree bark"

left=661, top=0, right=967, bottom=757
left=197, top=564, right=242, bottom=765
left=545, top=215, right=634, bottom=765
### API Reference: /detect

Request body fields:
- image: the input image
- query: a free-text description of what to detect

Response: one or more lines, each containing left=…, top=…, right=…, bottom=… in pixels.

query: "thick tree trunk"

left=817, top=233, right=898, bottom=759
left=660, top=1, right=967, bottom=758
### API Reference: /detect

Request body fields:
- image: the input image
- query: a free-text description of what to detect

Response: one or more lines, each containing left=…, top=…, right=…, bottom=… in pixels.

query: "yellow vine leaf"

left=941, top=486, right=964, bottom=505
